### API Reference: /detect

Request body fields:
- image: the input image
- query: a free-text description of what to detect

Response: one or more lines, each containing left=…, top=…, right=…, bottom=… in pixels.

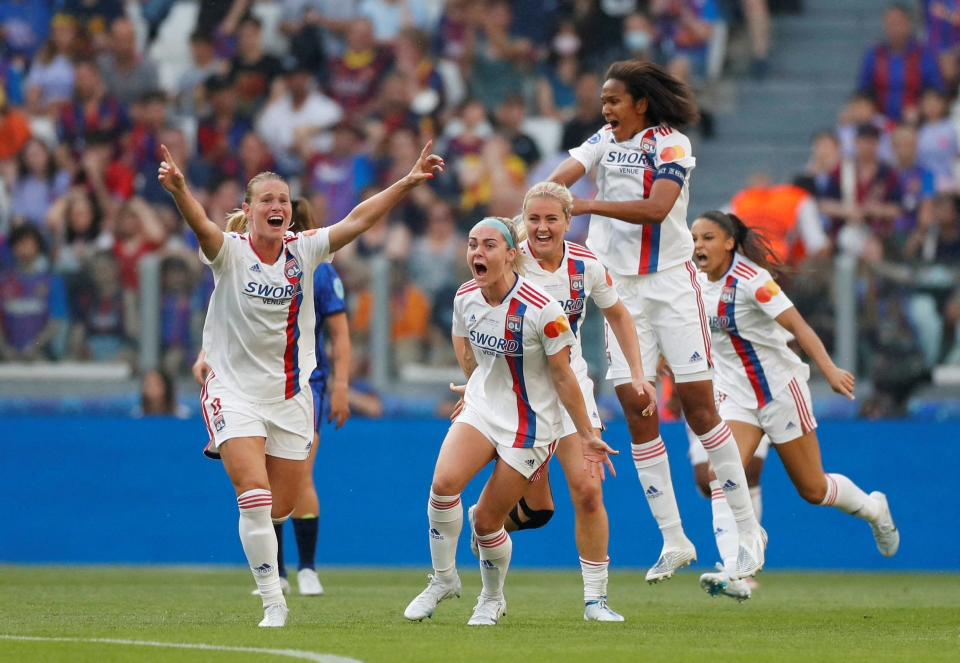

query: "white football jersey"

left=699, top=254, right=809, bottom=409
left=520, top=239, right=619, bottom=381
left=570, top=123, right=696, bottom=277
left=200, top=229, right=333, bottom=403
left=452, top=275, right=576, bottom=448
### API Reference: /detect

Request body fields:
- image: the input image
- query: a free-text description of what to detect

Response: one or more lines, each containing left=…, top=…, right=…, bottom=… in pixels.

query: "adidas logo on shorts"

left=689, top=351, right=702, bottom=363
left=786, top=421, right=797, bottom=430
left=524, top=459, right=536, bottom=468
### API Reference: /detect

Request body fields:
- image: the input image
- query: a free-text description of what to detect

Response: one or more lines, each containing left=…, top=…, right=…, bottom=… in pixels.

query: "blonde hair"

left=521, top=181, right=574, bottom=221
left=478, top=215, right=527, bottom=276
left=223, top=171, right=289, bottom=233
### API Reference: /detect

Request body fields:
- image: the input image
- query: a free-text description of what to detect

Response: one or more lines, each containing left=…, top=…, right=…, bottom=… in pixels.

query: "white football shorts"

left=455, top=406, right=557, bottom=481
left=717, top=376, right=818, bottom=445
left=606, top=261, right=713, bottom=385
left=201, top=371, right=314, bottom=461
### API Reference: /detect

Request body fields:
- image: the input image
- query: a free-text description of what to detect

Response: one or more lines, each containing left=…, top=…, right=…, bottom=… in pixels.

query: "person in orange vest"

left=730, top=173, right=830, bottom=266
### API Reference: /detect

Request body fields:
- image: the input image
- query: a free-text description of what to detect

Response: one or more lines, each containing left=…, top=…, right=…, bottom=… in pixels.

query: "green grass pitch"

left=2, top=567, right=958, bottom=662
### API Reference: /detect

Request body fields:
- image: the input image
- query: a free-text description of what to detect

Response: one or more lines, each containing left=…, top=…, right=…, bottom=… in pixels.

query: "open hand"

left=449, top=382, right=466, bottom=420
left=826, top=366, right=856, bottom=400
left=634, top=377, right=657, bottom=417
left=581, top=433, right=618, bottom=481
left=328, top=383, right=351, bottom=429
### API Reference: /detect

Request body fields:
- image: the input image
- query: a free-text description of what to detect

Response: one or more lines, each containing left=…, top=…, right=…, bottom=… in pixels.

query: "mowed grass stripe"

left=1, top=567, right=958, bottom=662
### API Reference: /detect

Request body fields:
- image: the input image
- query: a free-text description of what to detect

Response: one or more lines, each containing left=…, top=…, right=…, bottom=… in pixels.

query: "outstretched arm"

left=158, top=144, right=223, bottom=261
left=328, top=141, right=444, bottom=253
left=572, top=179, right=682, bottom=225
left=776, top=307, right=855, bottom=399
left=547, top=156, right=587, bottom=187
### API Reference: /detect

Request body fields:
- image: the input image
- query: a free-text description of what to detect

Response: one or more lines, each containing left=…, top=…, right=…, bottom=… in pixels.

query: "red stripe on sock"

left=700, top=428, right=731, bottom=450
left=478, top=531, right=509, bottom=548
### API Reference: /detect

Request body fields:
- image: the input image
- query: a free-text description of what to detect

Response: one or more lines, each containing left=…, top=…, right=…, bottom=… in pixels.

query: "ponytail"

left=291, top=198, right=317, bottom=232
left=225, top=209, right=247, bottom=233
left=698, top=210, right=784, bottom=277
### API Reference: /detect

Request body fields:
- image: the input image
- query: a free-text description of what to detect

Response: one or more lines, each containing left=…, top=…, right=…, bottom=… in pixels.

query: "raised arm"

left=328, top=142, right=444, bottom=253
left=547, top=156, right=587, bottom=187
left=158, top=144, right=223, bottom=261
left=547, top=347, right=619, bottom=479
left=776, top=307, right=855, bottom=400
left=600, top=301, right=656, bottom=415
left=572, top=178, right=681, bottom=225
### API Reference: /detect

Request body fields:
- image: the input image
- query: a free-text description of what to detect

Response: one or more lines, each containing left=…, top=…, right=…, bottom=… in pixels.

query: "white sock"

left=710, top=480, right=739, bottom=575
left=750, top=485, right=763, bottom=523
left=476, top=527, right=512, bottom=599
left=699, top=423, right=759, bottom=534
left=580, top=556, right=609, bottom=603
left=237, top=489, right=284, bottom=608
left=821, top=473, right=880, bottom=522
left=428, top=491, right=462, bottom=582
left=631, top=438, right=687, bottom=547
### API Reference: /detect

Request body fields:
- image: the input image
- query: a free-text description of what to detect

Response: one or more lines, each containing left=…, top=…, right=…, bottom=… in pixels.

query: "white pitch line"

left=0, top=635, right=362, bottom=662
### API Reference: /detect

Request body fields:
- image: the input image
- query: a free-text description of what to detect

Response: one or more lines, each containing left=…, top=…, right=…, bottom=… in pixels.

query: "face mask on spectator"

left=625, top=31, right=652, bottom=53
left=553, top=34, right=581, bottom=57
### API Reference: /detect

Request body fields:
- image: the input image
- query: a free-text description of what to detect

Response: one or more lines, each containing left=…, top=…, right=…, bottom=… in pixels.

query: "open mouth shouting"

left=472, top=258, right=488, bottom=279
left=267, top=214, right=284, bottom=229
left=694, top=249, right=709, bottom=268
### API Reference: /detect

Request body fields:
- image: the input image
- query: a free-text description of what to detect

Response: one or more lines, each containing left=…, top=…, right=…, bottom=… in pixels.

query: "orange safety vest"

left=730, top=185, right=811, bottom=264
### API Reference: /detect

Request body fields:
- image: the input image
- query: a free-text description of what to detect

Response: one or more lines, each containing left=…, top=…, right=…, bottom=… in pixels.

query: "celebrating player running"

left=159, top=141, right=443, bottom=628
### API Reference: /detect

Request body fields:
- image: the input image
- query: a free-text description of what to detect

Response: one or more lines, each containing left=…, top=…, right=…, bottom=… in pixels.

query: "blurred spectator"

left=0, top=92, right=32, bottom=162
left=0, top=0, right=53, bottom=62
left=368, top=72, right=421, bottom=145
left=572, top=0, right=630, bottom=70
left=195, top=74, right=251, bottom=179
left=10, top=138, right=71, bottom=229
left=620, top=12, right=658, bottom=63
left=892, top=124, right=936, bottom=253
left=228, top=16, right=284, bottom=116
left=135, top=369, right=188, bottom=417
left=857, top=4, right=944, bottom=122
left=97, top=17, right=159, bottom=107
left=561, top=71, right=603, bottom=150
left=278, top=1, right=330, bottom=78
left=393, top=27, right=446, bottom=121
left=0, top=52, right=27, bottom=109
left=494, top=94, right=540, bottom=168
left=195, top=0, right=253, bottom=53
left=535, top=31, right=580, bottom=121
left=141, top=127, right=213, bottom=207
left=237, top=132, right=278, bottom=185
left=924, top=0, right=960, bottom=56
left=466, top=0, right=532, bottom=113
left=328, top=18, right=392, bottom=119
left=24, top=14, right=80, bottom=118
left=175, top=31, right=226, bottom=118
left=57, top=59, right=129, bottom=156
left=820, top=124, right=903, bottom=252
left=47, top=188, right=111, bottom=275
left=650, top=0, right=719, bottom=78
left=112, top=197, right=165, bottom=292
left=916, top=88, right=957, bottom=192
left=305, top=122, right=376, bottom=227
left=836, top=92, right=895, bottom=162
left=433, top=0, right=476, bottom=63
left=68, top=249, right=136, bottom=363
left=158, top=256, right=196, bottom=375
left=353, top=261, right=432, bottom=367
left=905, top=194, right=960, bottom=263
left=741, top=0, right=772, bottom=78
left=256, top=58, right=342, bottom=173
left=408, top=199, right=462, bottom=301
left=358, top=0, right=434, bottom=43
left=730, top=173, right=830, bottom=265
left=60, top=0, right=124, bottom=50
left=0, top=226, right=66, bottom=361
left=795, top=130, right=843, bottom=200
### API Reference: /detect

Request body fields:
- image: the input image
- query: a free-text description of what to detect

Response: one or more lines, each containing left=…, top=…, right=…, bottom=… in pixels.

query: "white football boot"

left=258, top=602, right=289, bottom=628
left=252, top=576, right=290, bottom=596
left=583, top=598, right=625, bottom=622
left=645, top=537, right=697, bottom=583
left=404, top=574, right=462, bottom=621
left=297, top=568, right=324, bottom=596
left=734, top=527, right=767, bottom=579
left=467, top=595, right=507, bottom=626
left=869, top=491, right=900, bottom=557
left=699, top=564, right=752, bottom=602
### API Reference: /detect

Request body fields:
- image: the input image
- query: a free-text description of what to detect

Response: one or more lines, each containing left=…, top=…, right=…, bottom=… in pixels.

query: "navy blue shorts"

left=310, top=380, right=326, bottom=433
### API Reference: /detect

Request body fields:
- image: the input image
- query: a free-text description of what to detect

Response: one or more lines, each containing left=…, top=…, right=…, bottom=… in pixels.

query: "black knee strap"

left=509, top=497, right=554, bottom=530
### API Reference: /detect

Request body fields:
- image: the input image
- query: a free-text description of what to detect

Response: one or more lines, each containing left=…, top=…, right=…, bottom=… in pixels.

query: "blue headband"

left=472, top=217, right=516, bottom=249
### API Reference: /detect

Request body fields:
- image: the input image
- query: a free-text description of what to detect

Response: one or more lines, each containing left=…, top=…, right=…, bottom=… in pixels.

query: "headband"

left=472, top=217, right=516, bottom=249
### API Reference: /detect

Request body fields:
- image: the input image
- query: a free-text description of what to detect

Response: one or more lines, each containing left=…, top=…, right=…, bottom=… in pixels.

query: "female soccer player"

left=690, top=210, right=899, bottom=600
left=195, top=199, right=351, bottom=598
left=160, top=141, right=442, bottom=628
left=548, top=60, right=765, bottom=580
left=404, top=217, right=618, bottom=627
left=461, top=182, right=656, bottom=622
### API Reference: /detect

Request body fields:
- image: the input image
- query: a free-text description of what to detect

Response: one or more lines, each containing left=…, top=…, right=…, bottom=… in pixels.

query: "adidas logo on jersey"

left=645, top=485, right=662, bottom=499
left=249, top=264, right=262, bottom=272
left=689, top=351, right=702, bottom=363
left=468, top=314, right=477, bottom=325
left=722, top=479, right=739, bottom=491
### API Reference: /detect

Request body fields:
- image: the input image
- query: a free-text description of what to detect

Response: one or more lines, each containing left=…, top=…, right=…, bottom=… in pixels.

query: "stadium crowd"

left=0, top=0, right=956, bottom=417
